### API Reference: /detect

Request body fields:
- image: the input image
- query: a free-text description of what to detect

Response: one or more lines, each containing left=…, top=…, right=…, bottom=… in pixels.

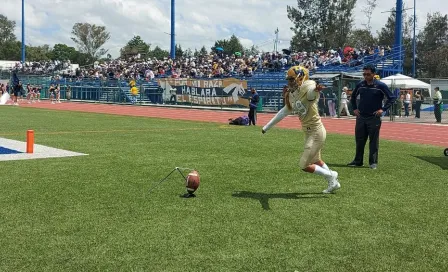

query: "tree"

left=148, top=46, right=169, bottom=60
left=47, top=43, right=92, bottom=65
left=50, top=44, right=78, bottom=61
left=120, top=35, right=150, bottom=59
left=184, top=48, right=193, bottom=58
left=0, top=40, right=20, bottom=60
left=0, top=14, right=96, bottom=65
left=417, top=12, right=448, bottom=77
left=199, top=46, right=208, bottom=56
left=328, top=0, right=357, bottom=47
left=418, top=12, right=448, bottom=52
left=71, top=23, right=110, bottom=59
left=376, top=3, right=413, bottom=47
left=361, top=0, right=378, bottom=33
left=419, top=45, right=448, bottom=78
left=175, top=44, right=184, bottom=58
left=289, top=33, right=312, bottom=52
left=26, top=44, right=51, bottom=61
left=71, top=52, right=93, bottom=66
left=0, top=14, right=16, bottom=45
left=244, top=45, right=259, bottom=56
left=287, top=1, right=321, bottom=50
left=375, top=4, right=420, bottom=75
left=402, top=14, right=416, bottom=75
left=377, top=9, right=397, bottom=46
left=287, top=0, right=356, bottom=50
left=0, top=14, right=19, bottom=60
left=346, top=29, right=377, bottom=48
left=212, top=34, right=244, bottom=56
left=193, top=48, right=200, bottom=57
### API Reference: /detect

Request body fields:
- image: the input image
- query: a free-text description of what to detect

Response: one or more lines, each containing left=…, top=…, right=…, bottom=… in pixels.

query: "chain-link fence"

left=14, top=79, right=256, bottom=110
left=5, top=72, right=448, bottom=124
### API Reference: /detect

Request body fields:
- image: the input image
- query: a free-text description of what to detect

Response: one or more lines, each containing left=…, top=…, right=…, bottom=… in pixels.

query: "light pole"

left=381, top=0, right=406, bottom=75
left=170, top=0, right=175, bottom=59
left=274, top=28, right=279, bottom=53
left=412, top=0, right=416, bottom=77
left=394, top=0, right=403, bottom=59
left=21, top=0, right=25, bottom=63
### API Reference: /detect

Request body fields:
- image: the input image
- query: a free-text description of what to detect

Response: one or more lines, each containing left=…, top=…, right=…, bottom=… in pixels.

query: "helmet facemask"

left=285, top=66, right=309, bottom=90
left=286, top=77, right=298, bottom=89
left=295, top=74, right=307, bottom=87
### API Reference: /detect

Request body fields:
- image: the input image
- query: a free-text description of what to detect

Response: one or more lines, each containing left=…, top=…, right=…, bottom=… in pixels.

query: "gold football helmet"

left=285, top=66, right=309, bottom=88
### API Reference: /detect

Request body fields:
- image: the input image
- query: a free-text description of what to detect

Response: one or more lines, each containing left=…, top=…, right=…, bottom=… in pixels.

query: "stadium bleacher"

left=2, top=44, right=405, bottom=110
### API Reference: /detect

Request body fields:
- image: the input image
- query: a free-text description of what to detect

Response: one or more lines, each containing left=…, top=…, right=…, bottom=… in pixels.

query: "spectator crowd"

left=3, top=60, right=73, bottom=75
left=2, top=45, right=392, bottom=82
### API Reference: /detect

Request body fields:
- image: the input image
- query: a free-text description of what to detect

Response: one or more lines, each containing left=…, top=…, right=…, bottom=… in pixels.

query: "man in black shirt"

left=12, top=80, right=23, bottom=106
left=248, top=88, right=259, bottom=125
left=347, top=65, right=396, bottom=169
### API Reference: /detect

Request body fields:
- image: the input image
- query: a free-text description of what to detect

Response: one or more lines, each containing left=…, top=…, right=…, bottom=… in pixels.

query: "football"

left=186, top=170, right=200, bottom=193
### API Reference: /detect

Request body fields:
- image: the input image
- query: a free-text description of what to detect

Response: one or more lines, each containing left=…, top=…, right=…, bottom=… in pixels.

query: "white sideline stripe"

left=0, top=137, right=88, bottom=161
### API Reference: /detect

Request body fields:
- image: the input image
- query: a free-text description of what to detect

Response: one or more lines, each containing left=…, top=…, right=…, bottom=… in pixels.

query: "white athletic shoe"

left=323, top=171, right=341, bottom=194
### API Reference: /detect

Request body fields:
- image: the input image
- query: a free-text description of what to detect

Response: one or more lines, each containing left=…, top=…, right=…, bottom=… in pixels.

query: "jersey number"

left=294, top=100, right=307, bottom=117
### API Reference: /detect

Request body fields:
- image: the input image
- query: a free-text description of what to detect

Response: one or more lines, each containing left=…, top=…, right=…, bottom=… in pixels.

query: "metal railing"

left=6, top=67, right=448, bottom=124
left=317, top=44, right=405, bottom=75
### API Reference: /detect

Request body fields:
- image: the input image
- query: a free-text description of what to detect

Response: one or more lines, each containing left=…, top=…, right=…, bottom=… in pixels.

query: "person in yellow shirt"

left=130, top=86, right=139, bottom=104
left=261, top=66, right=340, bottom=194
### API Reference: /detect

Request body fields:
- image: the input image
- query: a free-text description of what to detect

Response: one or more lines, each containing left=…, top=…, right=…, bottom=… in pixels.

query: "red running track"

left=18, top=101, right=448, bottom=147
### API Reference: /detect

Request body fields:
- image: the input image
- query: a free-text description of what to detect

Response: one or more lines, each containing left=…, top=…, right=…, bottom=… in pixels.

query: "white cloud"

left=0, top=0, right=446, bottom=59
left=238, top=38, right=254, bottom=48
left=221, top=27, right=231, bottom=33
left=23, top=4, right=47, bottom=28
left=190, top=12, right=211, bottom=25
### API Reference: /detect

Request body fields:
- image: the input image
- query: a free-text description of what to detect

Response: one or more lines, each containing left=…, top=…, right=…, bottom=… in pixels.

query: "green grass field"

left=1, top=107, right=447, bottom=272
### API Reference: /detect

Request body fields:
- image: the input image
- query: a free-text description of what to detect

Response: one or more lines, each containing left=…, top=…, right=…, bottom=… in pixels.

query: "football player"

left=261, top=66, right=340, bottom=194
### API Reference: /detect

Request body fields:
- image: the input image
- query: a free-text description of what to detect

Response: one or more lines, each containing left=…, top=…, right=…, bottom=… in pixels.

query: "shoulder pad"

left=301, top=80, right=316, bottom=90
left=302, top=80, right=318, bottom=100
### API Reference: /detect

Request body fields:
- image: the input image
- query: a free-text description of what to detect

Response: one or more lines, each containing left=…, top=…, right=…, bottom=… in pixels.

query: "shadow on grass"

left=231, top=191, right=327, bottom=210
left=413, top=156, right=448, bottom=170
left=327, top=163, right=368, bottom=168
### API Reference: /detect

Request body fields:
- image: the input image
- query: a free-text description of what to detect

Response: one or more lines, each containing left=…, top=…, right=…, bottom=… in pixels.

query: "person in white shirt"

left=339, top=87, right=351, bottom=116
left=433, top=87, right=443, bottom=123
left=404, top=92, right=411, bottom=117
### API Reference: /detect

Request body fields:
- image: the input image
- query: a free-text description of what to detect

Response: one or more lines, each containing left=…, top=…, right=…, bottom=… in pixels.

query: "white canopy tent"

left=380, top=74, right=430, bottom=89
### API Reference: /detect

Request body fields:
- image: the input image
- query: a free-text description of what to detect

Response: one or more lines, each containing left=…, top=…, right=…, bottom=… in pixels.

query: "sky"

left=1, top=0, right=446, bottom=58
